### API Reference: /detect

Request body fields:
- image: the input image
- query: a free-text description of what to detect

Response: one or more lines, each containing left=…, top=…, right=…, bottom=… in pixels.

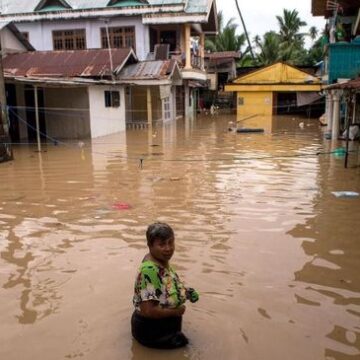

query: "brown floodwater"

left=0, top=115, right=360, bottom=360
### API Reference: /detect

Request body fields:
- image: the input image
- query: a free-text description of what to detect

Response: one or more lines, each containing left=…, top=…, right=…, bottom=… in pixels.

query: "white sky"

left=217, top=0, right=326, bottom=47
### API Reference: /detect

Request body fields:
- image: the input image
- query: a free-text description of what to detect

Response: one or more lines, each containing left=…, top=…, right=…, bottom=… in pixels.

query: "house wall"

left=130, top=86, right=147, bottom=122
left=237, top=92, right=273, bottom=117
left=15, top=16, right=150, bottom=60
left=44, top=87, right=91, bottom=139
left=128, top=86, right=162, bottom=123
left=0, top=28, right=28, bottom=55
left=88, top=85, right=126, bottom=138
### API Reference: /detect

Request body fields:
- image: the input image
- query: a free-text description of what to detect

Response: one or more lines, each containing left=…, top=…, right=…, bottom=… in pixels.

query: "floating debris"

left=333, top=147, right=347, bottom=158
left=331, top=191, right=359, bottom=198
left=112, top=202, right=132, bottom=210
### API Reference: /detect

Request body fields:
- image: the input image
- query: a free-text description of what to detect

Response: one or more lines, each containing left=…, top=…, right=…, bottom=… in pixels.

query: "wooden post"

left=34, top=86, right=42, bottom=152
left=185, top=24, right=191, bottom=69
left=0, top=34, right=13, bottom=161
left=146, top=87, right=153, bottom=126
left=200, top=32, right=205, bottom=71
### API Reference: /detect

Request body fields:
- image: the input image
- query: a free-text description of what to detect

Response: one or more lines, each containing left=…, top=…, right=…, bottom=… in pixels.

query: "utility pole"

left=234, top=0, right=255, bottom=61
left=0, top=35, right=13, bottom=162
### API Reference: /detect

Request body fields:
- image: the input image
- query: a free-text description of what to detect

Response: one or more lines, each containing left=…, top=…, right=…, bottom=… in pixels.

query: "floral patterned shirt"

left=133, top=260, right=187, bottom=310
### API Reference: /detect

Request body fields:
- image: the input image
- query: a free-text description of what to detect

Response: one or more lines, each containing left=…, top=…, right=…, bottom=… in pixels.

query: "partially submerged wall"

left=88, top=85, right=126, bottom=138
left=44, top=87, right=91, bottom=139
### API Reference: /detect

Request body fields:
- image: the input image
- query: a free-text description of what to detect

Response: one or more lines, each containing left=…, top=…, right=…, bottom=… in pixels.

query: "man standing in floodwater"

left=131, top=222, right=199, bottom=349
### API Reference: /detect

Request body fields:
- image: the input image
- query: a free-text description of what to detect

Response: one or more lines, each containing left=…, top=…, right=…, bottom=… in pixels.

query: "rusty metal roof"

left=327, top=77, right=360, bottom=90
left=204, top=51, right=241, bottom=59
left=118, top=59, right=177, bottom=80
left=3, top=48, right=136, bottom=78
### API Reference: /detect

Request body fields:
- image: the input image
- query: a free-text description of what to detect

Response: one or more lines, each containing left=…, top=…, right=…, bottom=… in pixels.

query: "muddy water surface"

left=0, top=115, right=360, bottom=360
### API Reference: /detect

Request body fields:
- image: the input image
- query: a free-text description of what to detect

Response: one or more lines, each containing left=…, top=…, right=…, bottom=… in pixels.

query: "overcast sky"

left=217, top=0, right=326, bottom=47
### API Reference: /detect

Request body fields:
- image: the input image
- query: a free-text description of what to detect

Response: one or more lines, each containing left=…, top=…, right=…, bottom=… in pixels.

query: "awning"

left=189, top=80, right=208, bottom=88
left=296, top=92, right=324, bottom=107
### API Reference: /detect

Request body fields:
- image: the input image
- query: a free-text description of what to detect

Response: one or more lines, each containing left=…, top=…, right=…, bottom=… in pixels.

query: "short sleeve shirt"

left=133, top=260, right=187, bottom=310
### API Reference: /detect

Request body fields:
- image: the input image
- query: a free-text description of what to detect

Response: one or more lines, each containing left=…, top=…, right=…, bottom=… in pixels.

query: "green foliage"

left=207, top=8, right=324, bottom=68
left=205, top=11, right=253, bottom=63
left=253, top=8, right=324, bottom=66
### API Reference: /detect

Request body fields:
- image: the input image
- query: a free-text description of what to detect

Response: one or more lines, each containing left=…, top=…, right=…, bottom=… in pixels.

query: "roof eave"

left=0, top=4, right=184, bottom=22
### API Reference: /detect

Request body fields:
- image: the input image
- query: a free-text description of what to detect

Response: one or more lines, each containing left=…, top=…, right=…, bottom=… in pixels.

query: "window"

left=53, top=29, right=86, bottom=50
left=105, top=91, right=120, bottom=108
left=163, top=97, right=171, bottom=120
left=101, top=26, right=136, bottom=50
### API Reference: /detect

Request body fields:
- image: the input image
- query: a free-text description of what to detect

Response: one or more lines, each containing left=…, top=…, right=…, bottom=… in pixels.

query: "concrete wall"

left=88, top=86, right=126, bottom=138
left=237, top=91, right=273, bottom=117
left=44, top=87, right=91, bottom=139
left=1, top=28, right=27, bottom=55
left=184, top=84, right=195, bottom=119
left=16, top=17, right=150, bottom=60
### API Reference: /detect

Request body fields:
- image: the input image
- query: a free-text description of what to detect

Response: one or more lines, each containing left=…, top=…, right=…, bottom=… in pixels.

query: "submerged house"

left=0, top=0, right=218, bottom=135
left=312, top=0, right=360, bottom=139
left=3, top=48, right=138, bottom=140
left=225, top=62, right=322, bottom=118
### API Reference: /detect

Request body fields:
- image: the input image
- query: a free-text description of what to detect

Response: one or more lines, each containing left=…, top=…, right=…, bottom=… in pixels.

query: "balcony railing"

left=147, top=51, right=204, bottom=70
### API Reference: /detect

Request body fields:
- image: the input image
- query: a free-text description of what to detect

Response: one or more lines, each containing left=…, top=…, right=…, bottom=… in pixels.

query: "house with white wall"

left=3, top=48, right=138, bottom=140
left=0, top=0, right=218, bottom=125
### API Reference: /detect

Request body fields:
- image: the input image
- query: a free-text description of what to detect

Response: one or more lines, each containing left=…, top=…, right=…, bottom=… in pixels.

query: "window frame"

left=100, top=26, right=136, bottom=51
left=104, top=90, right=121, bottom=108
left=52, top=29, right=87, bottom=50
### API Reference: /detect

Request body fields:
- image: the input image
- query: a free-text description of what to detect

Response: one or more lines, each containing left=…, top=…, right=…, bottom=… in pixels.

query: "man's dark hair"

left=146, top=222, right=174, bottom=246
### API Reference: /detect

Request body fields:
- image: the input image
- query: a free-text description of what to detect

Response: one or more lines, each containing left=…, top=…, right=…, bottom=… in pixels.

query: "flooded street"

left=0, top=115, right=359, bottom=360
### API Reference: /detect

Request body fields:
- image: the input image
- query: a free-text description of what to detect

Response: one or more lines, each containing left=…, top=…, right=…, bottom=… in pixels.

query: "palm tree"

left=275, top=9, right=307, bottom=64
left=309, top=26, right=319, bottom=41
left=255, top=31, right=281, bottom=65
left=276, top=9, right=307, bottom=44
left=205, top=11, right=247, bottom=53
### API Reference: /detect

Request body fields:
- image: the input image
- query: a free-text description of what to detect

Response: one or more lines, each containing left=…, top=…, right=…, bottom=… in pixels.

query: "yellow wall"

left=237, top=92, right=273, bottom=117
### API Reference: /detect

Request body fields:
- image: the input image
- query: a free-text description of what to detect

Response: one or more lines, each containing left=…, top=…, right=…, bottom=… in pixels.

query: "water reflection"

left=0, top=114, right=359, bottom=360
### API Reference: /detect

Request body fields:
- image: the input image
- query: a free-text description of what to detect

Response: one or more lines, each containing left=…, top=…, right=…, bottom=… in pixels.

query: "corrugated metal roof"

left=185, top=0, right=211, bottom=14
left=3, top=48, right=135, bottom=78
left=0, top=19, right=10, bottom=30
left=118, top=59, right=176, bottom=80
left=205, top=51, right=241, bottom=59
left=0, top=0, right=190, bottom=15
left=327, top=77, right=360, bottom=90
